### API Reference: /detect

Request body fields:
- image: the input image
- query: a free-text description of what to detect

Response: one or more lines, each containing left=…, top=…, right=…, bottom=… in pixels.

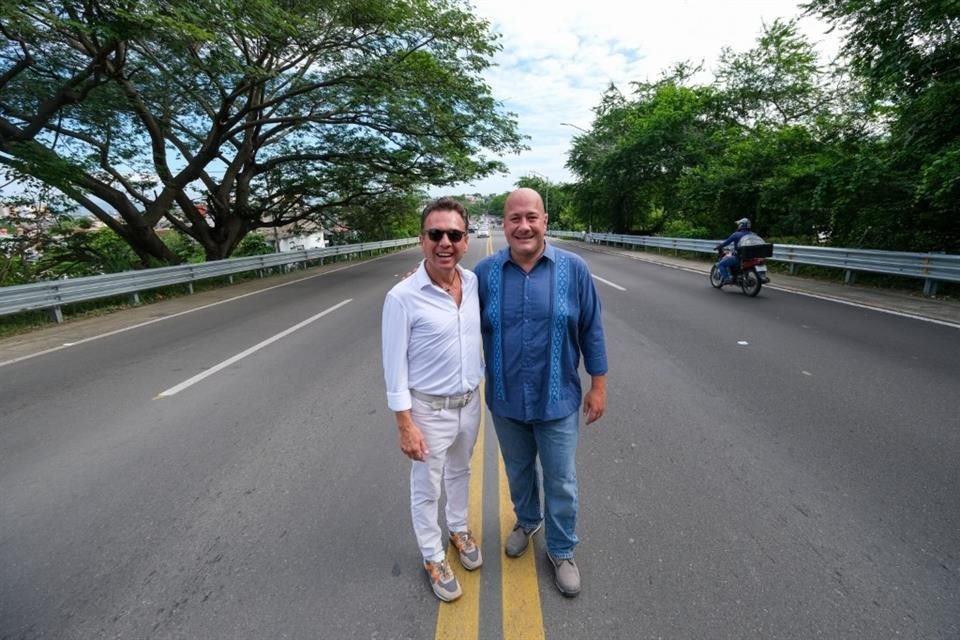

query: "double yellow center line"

left=434, top=407, right=545, bottom=640
left=435, top=234, right=545, bottom=640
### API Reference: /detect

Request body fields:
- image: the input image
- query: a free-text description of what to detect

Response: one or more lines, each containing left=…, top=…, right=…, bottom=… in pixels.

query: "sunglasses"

left=425, top=228, right=466, bottom=243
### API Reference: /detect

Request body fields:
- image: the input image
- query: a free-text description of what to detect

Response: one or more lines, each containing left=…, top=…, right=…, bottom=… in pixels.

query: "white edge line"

left=763, top=286, right=960, bottom=329
left=156, top=298, right=352, bottom=398
left=592, top=274, right=626, bottom=291
left=0, top=256, right=392, bottom=369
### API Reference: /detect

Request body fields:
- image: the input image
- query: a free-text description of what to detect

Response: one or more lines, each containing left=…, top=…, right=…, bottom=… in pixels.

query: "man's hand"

left=583, top=375, right=607, bottom=425
left=395, top=411, right=429, bottom=461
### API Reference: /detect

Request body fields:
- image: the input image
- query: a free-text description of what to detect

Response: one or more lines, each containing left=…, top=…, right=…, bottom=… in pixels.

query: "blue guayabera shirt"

left=475, top=243, right=608, bottom=423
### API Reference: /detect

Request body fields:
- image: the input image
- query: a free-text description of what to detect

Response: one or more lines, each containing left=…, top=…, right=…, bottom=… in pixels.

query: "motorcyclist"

left=714, top=218, right=753, bottom=284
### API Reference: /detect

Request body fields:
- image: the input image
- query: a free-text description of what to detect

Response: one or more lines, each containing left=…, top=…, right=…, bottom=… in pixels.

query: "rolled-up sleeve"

left=382, top=292, right=412, bottom=411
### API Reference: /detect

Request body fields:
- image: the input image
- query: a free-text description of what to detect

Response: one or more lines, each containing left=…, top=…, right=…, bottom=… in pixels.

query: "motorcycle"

left=709, top=243, right=773, bottom=297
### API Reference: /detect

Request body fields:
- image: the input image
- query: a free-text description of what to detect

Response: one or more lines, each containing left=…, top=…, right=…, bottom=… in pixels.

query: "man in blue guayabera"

left=474, top=187, right=608, bottom=598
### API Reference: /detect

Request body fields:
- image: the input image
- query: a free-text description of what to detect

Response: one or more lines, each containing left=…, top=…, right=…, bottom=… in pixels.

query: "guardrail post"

left=923, top=278, right=938, bottom=297
left=789, top=263, right=799, bottom=275
left=128, top=292, right=141, bottom=305
left=228, top=275, right=234, bottom=284
left=844, top=270, right=856, bottom=285
left=187, top=282, right=194, bottom=295
left=49, top=305, right=64, bottom=323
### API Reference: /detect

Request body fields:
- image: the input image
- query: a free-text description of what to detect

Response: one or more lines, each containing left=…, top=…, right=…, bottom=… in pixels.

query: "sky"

left=433, top=0, right=843, bottom=198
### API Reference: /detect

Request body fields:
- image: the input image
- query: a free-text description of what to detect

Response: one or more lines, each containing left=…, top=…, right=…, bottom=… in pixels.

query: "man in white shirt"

left=381, top=197, right=484, bottom=602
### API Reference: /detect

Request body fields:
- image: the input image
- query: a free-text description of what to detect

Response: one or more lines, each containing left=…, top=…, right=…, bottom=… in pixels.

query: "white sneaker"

left=423, top=558, right=462, bottom=602
left=450, top=530, right=483, bottom=570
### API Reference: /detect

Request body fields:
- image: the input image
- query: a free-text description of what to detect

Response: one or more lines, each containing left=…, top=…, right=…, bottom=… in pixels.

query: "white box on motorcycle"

left=737, top=233, right=774, bottom=259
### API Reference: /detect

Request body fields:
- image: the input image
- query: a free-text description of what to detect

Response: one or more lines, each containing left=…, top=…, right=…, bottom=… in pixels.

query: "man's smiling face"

left=420, top=209, right=468, bottom=272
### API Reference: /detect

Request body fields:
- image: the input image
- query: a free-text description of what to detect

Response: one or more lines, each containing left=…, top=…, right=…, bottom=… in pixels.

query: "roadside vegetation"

left=1, top=0, right=956, bottom=298
left=558, top=1, right=958, bottom=254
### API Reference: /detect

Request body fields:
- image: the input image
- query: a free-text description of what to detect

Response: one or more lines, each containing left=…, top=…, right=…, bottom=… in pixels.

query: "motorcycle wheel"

left=741, top=269, right=762, bottom=297
left=709, top=264, right=724, bottom=288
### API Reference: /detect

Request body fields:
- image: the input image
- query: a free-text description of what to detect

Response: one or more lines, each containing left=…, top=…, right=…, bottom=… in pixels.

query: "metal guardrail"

left=549, top=230, right=960, bottom=297
left=0, top=237, right=419, bottom=322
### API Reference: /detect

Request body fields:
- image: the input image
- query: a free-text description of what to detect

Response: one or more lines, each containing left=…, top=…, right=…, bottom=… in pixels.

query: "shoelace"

left=432, top=559, right=454, bottom=581
left=453, top=531, right=476, bottom=550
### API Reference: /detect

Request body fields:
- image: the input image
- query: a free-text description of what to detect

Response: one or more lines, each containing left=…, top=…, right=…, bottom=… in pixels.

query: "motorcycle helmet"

left=735, top=217, right=751, bottom=230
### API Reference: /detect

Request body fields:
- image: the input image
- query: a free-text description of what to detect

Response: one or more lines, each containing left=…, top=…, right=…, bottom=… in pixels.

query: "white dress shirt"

left=382, top=261, right=483, bottom=412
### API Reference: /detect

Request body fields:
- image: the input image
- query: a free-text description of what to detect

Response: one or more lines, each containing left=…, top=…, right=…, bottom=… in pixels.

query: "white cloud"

left=435, top=0, right=842, bottom=198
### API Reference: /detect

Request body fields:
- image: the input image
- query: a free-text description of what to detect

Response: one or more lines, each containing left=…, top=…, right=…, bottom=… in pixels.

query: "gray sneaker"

left=450, top=530, right=483, bottom=570
left=423, top=558, right=462, bottom=602
left=504, top=522, right=542, bottom=558
left=548, top=554, right=581, bottom=597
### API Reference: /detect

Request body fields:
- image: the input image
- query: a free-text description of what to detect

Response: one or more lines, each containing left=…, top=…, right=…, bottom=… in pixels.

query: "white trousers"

left=409, top=392, right=481, bottom=562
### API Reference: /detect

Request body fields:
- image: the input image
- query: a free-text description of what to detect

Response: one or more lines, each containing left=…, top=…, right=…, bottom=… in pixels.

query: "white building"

left=271, top=218, right=327, bottom=252
left=278, top=230, right=326, bottom=252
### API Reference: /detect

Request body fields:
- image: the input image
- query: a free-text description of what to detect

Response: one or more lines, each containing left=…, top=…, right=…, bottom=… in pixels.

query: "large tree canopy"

left=805, top=0, right=960, bottom=250
left=0, top=0, right=524, bottom=264
left=564, top=13, right=959, bottom=252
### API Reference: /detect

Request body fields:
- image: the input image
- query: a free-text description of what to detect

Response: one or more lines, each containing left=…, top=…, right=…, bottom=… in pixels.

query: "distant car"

left=476, top=224, right=490, bottom=238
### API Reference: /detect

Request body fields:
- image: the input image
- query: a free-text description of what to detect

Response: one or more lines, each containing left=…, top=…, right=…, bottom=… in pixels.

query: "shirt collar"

left=502, top=241, right=555, bottom=268
left=415, top=260, right=465, bottom=289
left=414, top=260, right=432, bottom=289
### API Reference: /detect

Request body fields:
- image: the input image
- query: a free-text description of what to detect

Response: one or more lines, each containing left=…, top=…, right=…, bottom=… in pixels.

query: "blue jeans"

left=492, top=411, right=580, bottom=559
left=717, top=254, right=738, bottom=281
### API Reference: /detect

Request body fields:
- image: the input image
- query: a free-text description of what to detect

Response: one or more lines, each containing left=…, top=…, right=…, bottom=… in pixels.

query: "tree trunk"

left=118, top=222, right=181, bottom=267
left=201, top=216, right=249, bottom=261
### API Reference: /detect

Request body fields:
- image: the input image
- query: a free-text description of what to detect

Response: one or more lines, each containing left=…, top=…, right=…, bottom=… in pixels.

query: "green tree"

left=340, top=190, right=422, bottom=242
left=564, top=21, right=887, bottom=247
left=567, top=70, right=719, bottom=234
left=1, top=0, right=525, bottom=265
left=805, top=0, right=960, bottom=250
left=233, top=232, right=274, bottom=257
left=715, top=19, right=834, bottom=129
left=677, top=20, right=844, bottom=239
left=161, top=229, right=204, bottom=263
left=35, top=225, right=140, bottom=277
left=486, top=192, right=508, bottom=219
left=514, top=175, right=579, bottom=230
left=0, top=182, right=86, bottom=282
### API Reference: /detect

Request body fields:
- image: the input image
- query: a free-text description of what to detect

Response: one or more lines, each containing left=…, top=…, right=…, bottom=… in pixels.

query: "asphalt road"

left=1, top=238, right=957, bottom=639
